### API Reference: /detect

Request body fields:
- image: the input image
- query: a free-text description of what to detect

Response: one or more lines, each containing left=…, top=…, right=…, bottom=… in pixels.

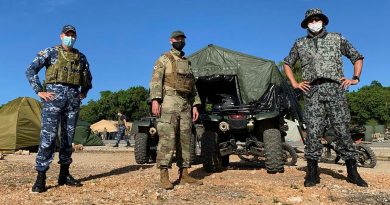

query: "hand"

left=292, top=81, right=311, bottom=93
left=192, top=106, right=199, bottom=122
left=340, top=77, right=358, bottom=89
left=151, top=100, right=161, bottom=117
left=37, top=92, right=55, bottom=101
left=78, top=93, right=87, bottom=100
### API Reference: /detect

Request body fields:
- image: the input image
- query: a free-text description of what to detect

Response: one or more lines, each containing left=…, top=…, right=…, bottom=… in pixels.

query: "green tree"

left=79, top=86, right=149, bottom=124
left=278, top=60, right=303, bottom=83
left=347, top=81, right=390, bottom=125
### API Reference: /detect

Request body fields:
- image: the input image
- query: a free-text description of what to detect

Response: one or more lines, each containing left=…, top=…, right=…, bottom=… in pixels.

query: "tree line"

left=78, top=86, right=149, bottom=123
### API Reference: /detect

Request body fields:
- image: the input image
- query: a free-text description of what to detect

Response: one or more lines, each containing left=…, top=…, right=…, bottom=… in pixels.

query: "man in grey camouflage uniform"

left=26, top=25, right=92, bottom=193
left=150, top=30, right=203, bottom=189
left=283, top=8, right=367, bottom=187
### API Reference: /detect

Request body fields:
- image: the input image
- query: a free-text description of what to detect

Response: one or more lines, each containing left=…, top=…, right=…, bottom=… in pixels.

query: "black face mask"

left=172, top=41, right=185, bottom=51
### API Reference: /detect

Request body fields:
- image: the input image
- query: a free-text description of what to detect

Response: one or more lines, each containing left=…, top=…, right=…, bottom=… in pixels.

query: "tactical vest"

left=45, top=46, right=84, bottom=86
left=297, top=33, right=344, bottom=82
left=118, top=116, right=125, bottom=126
left=163, top=52, right=195, bottom=94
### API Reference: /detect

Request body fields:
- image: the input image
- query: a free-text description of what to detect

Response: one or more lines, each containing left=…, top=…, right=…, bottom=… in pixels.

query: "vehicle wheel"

left=355, top=144, right=377, bottom=168
left=134, top=133, right=150, bottom=164
left=222, top=155, right=230, bottom=167
left=149, top=149, right=157, bottom=163
left=201, top=131, right=223, bottom=172
left=263, top=129, right=284, bottom=173
left=320, top=145, right=338, bottom=163
left=282, top=142, right=298, bottom=166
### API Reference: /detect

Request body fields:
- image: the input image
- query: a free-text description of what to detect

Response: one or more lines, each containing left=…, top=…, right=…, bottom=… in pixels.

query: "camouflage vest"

left=163, top=52, right=195, bottom=94
left=118, top=115, right=125, bottom=126
left=45, top=46, right=83, bottom=86
left=296, top=33, right=344, bottom=82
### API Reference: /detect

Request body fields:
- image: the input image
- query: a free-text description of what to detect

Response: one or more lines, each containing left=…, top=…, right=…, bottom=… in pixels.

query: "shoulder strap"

left=164, top=52, right=177, bottom=87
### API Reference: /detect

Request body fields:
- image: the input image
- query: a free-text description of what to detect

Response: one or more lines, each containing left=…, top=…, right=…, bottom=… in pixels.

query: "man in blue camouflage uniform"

left=283, top=9, right=367, bottom=187
left=26, top=25, right=92, bottom=193
left=113, top=111, right=131, bottom=147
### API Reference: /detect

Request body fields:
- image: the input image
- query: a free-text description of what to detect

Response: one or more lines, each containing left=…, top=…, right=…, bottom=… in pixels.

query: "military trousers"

left=303, top=84, right=356, bottom=161
left=156, top=94, right=192, bottom=169
left=35, top=84, right=81, bottom=172
left=115, top=125, right=129, bottom=144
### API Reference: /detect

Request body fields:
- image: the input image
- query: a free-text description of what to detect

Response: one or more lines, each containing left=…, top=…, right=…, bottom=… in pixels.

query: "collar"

left=307, top=27, right=327, bottom=38
left=170, top=48, right=185, bottom=57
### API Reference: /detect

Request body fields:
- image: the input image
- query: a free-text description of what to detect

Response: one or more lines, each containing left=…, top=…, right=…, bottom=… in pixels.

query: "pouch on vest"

left=175, top=59, right=194, bottom=93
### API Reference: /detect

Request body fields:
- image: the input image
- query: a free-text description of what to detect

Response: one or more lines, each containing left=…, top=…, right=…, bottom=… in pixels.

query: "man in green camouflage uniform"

left=283, top=8, right=367, bottom=187
left=150, top=30, right=202, bottom=189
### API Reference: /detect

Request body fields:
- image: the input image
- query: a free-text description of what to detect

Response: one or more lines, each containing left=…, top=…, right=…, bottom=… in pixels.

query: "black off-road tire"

left=201, top=131, right=223, bottom=172
left=134, top=133, right=150, bottom=164
left=356, top=144, right=377, bottom=168
left=222, top=155, right=230, bottom=167
left=282, top=142, right=298, bottom=166
left=263, top=129, right=284, bottom=173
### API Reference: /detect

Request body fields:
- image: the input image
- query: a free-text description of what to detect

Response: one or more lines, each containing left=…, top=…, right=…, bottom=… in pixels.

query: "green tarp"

left=188, top=44, right=284, bottom=104
left=0, top=97, right=42, bottom=151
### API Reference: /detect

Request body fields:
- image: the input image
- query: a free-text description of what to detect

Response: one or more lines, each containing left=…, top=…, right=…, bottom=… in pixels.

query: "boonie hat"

left=301, top=8, right=329, bottom=29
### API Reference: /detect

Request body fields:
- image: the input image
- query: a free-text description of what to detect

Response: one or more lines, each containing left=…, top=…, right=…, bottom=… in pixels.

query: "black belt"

left=310, top=78, right=339, bottom=86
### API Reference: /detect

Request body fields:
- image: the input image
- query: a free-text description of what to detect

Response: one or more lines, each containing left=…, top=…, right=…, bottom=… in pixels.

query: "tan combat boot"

left=179, top=168, right=203, bottom=185
left=160, top=168, right=174, bottom=190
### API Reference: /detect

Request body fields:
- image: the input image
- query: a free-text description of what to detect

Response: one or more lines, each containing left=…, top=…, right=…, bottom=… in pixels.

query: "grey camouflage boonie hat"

left=170, top=30, right=186, bottom=38
left=301, top=8, right=329, bottom=29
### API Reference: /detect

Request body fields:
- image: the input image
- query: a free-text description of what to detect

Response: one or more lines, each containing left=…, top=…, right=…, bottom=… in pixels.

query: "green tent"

left=188, top=44, right=284, bottom=105
left=0, top=97, right=42, bottom=151
left=73, top=120, right=103, bottom=146
left=0, top=97, right=103, bottom=151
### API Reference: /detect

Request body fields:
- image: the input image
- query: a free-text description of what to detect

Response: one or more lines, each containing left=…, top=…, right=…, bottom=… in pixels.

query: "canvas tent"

left=0, top=97, right=42, bottom=151
left=73, top=120, right=103, bottom=146
left=0, top=97, right=103, bottom=151
left=90, top=120, right=118, bottom=132
left=90, top=119, right=132, bottom=133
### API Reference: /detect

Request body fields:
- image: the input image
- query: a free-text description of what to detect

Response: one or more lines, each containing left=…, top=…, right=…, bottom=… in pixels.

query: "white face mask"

left=308, top=21, right=323, bottom=33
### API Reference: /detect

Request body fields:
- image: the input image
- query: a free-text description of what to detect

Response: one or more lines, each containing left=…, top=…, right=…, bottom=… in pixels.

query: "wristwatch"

left=352, top=76, right=360, bottom=82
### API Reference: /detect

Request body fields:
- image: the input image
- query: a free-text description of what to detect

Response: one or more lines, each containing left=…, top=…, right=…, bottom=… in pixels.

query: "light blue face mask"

left=62, top=36, right=76, bottom=47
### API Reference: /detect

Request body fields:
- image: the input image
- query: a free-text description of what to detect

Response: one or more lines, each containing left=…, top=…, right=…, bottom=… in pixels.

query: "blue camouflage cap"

left=61, top=25, right=76, bottom=34
left=301, top=8, right=329, bottom=29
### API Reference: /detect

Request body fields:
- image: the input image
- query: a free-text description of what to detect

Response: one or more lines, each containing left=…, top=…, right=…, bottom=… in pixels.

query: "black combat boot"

left=58, top=164, right=83, bottom=187
left=31, top=171, right=47, bottom=193
left=346, top=159, right=368, bottom=187
left=113, top=143, right=119, bottom=147
left=125, top=142, right=131, bottom=147
left=304, top=159, right=320, bottom=187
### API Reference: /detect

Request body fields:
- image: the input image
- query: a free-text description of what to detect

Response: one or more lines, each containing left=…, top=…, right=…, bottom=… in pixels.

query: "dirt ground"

left=1, top=150, right=390, bottom=205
